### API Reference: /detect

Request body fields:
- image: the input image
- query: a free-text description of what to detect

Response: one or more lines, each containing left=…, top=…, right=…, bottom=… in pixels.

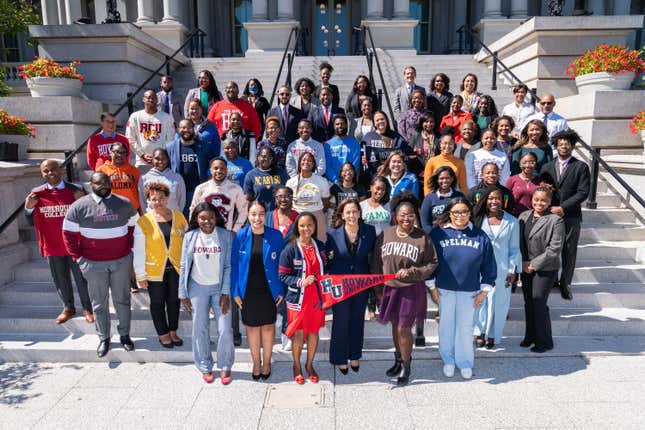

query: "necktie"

left=323, top=107, right=329, bottom=126
left=543, top=113, right=548, bottom=130
left=282, top=106, right=288, bottom=124
left=559, top=160, right=566, bottom=176
left=164, top=93, right=170, bottom=114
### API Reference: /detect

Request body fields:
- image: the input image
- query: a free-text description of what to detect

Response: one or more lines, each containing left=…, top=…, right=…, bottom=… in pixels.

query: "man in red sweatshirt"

left=86, top=113, right=130, bottom=171
left=207, top=81, right=261, bottom=140
left=24, top=160, right=93, bottom=324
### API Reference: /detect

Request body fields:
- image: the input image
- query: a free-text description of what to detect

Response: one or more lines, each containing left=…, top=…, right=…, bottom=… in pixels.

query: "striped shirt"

left=62, top=193, right=138, bottom=261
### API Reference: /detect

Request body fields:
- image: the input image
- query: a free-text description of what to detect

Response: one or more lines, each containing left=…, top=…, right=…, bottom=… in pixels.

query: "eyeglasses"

left=397, top=214, right=415, bottom=219
left=540, top=101, right=554, bottom=105
left=450, top=210, right=470, bottom=217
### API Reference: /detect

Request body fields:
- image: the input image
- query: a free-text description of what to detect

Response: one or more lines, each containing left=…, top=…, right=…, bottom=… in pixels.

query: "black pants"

left=330, top=290, right=368, bottom=365
left=48, top=255, right=92, bottom=311
left=560, top=217, right=581, bottom=288
left=521, top=270, right=556, bottom=350
left=148, top=269, right=180, bottom=336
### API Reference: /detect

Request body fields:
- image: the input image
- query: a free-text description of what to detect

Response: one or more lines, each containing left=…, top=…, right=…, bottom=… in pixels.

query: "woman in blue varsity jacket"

left=326, top=199, right=376, bottom=374
left=429, top=197, right=497, bottom=380
left=232, top=201, right=285, bottom=381
left=278, top=212, right=328, bottom=385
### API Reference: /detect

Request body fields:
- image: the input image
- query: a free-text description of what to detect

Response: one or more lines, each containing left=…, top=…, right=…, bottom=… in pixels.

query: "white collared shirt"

left=524, top=110, right=569, bottom=138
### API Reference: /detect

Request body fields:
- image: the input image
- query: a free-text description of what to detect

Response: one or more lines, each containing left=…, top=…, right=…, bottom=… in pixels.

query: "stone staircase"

left=1, top=177, right=645, bottom=362
left=172, top=51, right=515, bottom=115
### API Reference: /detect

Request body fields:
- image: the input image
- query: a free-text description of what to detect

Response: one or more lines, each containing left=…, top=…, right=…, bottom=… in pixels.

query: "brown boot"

left=55, top=308, right=76, bottom=324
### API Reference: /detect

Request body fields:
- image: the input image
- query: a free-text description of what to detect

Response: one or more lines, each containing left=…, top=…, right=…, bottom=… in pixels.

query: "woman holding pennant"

left=326, top=199, right=376, bottom=374
left=372, top=191, right=438, bottom=386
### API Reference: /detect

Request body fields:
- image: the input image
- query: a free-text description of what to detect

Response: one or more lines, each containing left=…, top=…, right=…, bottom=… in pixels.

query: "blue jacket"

left=388, top=171, right=419, bottom=199
left=428, top=222, right=497, bottom=292
left=279, top=239, right=327, bottom=309
left=195, top=118, right=221, bottom=156
left=324, top=135, right=361, bottom=183
left=166, top=136, right=216, bottom=184
left=265, top=210, right=297, bottom=238
left=325, top=223, right=376, bottom=275
left=479, top=211, right=522, bottom=284
left=231, top=225, right=285, bottom=301
left=420, top=189, right=465, bottom=234
left=178, top=227, right=232, bottom=298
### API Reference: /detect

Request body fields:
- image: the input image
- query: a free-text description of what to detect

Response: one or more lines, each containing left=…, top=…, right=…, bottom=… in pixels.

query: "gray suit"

left=518, top=211, right=564, bottom=271
left=393, top=84, right=425, bottom=120
left=157, top=90, right=183, bottom=125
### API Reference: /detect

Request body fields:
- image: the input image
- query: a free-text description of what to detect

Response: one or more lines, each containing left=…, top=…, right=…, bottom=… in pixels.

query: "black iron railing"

left=0, top=28, right=207, bottom=236
left=360, top=25, right=394, bottom=123
left=268, top=26, right=300, bottom=108
left=456, top=25, right=644, bottom=213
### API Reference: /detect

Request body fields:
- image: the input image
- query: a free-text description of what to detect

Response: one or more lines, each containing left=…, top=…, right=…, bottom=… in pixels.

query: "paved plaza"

left=2, top=354, right=645, bottom=429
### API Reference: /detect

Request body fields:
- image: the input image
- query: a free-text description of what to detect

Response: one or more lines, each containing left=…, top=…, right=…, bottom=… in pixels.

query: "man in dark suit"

left=267, top=85, right=304, bottom=143
left=308, top=87, right=345, bottom=143
left=539, top=129, right=590, bottom=300
left=157, top=75, right=183, bottom=126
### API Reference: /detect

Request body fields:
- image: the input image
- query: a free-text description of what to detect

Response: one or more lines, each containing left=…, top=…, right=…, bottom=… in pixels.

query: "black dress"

left=242, top=233, right=277, bottom=327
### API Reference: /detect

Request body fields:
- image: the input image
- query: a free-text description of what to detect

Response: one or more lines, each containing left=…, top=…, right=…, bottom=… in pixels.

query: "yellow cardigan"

left=133, top=210, right=187, bottom=282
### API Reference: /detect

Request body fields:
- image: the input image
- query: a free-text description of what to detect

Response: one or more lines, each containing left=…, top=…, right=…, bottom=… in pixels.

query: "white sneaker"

left=281, top=334, right=292, bottom=351
left=442, top=364, right=455, bottom=378
left=460, top=368, right=472, bottom=380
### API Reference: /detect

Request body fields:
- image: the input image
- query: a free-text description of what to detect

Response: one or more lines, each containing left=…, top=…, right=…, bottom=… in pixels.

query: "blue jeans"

left=474, top=280, right=512, bottom=343
left=188, top=279, right=235, bottom=373
left=438, top=289, right=476, bottom=370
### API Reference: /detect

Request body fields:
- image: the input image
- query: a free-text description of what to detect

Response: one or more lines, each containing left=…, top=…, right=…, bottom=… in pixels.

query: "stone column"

left=197, top=0, right=214, bottom=55
left=64, top=0, right=82, bottom=23
left=161, top=0, right=182, bottom=23
left=252, top=0, right=268, bottom=20
left=136, top=0, right=155, bottom=23
left=277, top=0, right=294, bottom=20
left=588, top=0, right=606, bottom=15
left=56, top=0, right=66, bottom=24
left=483, top=0, right=503, bottom=18
left=366, top=0, right=384, bottom=18
left=510, top=0, right=528, bottom=18
left=40, top=0, right=60, bottom=25
left=393, top=0, right=410, bottom=18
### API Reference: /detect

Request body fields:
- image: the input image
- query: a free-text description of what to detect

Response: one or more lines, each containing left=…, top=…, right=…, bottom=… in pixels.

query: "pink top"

left=505, top=174, right=542, bottom=216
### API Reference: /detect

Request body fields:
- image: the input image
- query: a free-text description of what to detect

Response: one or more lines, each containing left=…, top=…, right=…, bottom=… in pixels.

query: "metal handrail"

left=285, top=27, right=301, bottom=90
left=361, top=25, right=395, bottom=123
left=0, top=28, right=207, bottom=236
left=268, top=26, right=299, bottom=108
left=456, top=25, right=645, bottom=212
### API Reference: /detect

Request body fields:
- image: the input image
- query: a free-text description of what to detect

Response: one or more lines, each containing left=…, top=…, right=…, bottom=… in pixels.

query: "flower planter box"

left=0, top=134, right=29, bottom=161
left=26, top=77, right=83, bottom=97
left=574, top=71, right=634, bottom=94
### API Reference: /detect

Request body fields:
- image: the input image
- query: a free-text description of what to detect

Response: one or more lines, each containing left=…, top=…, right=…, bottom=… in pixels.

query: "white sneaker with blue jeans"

left=438, top=288, right=476, bottom=371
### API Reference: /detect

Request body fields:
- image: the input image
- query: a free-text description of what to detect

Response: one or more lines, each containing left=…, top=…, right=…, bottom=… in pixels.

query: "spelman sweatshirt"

left=428, top=222, right=497, bottom=292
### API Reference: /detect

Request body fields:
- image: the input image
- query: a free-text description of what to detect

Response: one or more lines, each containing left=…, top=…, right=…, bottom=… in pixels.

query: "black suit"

left=540, top=156, right=590, bottom=288
left=268, top=104, right=304, bottom=143
left=307, top=104, right=345, bottom=143
left=314, top=84, right=340, bottom=109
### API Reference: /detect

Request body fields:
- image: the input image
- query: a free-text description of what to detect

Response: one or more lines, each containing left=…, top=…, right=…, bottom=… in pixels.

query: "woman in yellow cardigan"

left=423, top=133, right=468, bottom=195
left=134, top=182, right=188, bottom=348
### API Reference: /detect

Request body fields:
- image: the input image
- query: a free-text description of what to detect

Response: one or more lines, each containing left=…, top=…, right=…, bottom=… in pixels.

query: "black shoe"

left=396, top=360, right=411, bottom=386
left=120, top=335, right=135, bottom=352
left=233, top=334, right=242, bottom=347
left=158, top=338, right=174, bottom=349
left=560, top=284, right=573, bottom=300
left=552, top=281, right=561, bottom=289
left=260, top=372, right=271, bottom=380
left=475, top=335, right=485, bottom=348
left=386, top=352, right=403, bottom=377
left=530, top=345, right=548, bottom=353
left=351, top=364, right=360, bottom=373
left=252, top=373, right=262, bottom=381
left=520, top=339, right=533, bottom=348
left=97, top=338, right=110, bottom=358
left=338, top=366, right=349, bottom=375
left=415, top=336, right=426, bottom=347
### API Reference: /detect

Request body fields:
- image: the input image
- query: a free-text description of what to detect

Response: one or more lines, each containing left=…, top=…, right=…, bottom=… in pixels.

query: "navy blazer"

left=325, top=223, right=376, bottom=275
left=539, top=157, right=590, bottom=219
left=307, top=105, right=346, bottom=143
left=231, top=225, right=285, bottom=301
left=267, top=104, right=304, bottom=143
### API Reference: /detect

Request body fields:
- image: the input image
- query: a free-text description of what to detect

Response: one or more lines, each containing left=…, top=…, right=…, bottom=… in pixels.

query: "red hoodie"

left=207, top=98, right=261, bottom=140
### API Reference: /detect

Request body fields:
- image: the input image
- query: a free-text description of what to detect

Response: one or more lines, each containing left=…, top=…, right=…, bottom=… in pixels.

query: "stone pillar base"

left=475, top=18, right=525, bottom=47
left=139, top=21, right=189, bottom=52
left=243, top=21, right=299, bottom=54
left=360, top=19, right=418, bottom=50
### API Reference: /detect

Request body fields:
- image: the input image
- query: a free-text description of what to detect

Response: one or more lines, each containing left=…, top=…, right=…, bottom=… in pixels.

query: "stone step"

left=1, top=305, right=644, bottom=337
left=581, top=207, right=635, bottom=224
left=578, top=223, right=645, bottom=242
left=576, top=242, right=642, bottom=261
left=3, top=281, right=645, bottom=310
left=570, top=264, right=645, bottom=284
left=3, top=333, right=644, bottom=363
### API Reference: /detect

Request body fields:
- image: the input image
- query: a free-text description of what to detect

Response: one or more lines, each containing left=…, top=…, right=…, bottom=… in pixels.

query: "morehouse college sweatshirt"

left=428, top=222, right=497, bottom=292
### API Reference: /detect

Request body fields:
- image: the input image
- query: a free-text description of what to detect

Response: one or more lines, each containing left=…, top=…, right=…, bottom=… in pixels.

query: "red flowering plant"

left=0, top=109, right=35, bottom=137
left=566, top=45, right=645, bottom=78
left=18, top=57, right=84, bottom=81
left=629, top=110, right=645, bottom=134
